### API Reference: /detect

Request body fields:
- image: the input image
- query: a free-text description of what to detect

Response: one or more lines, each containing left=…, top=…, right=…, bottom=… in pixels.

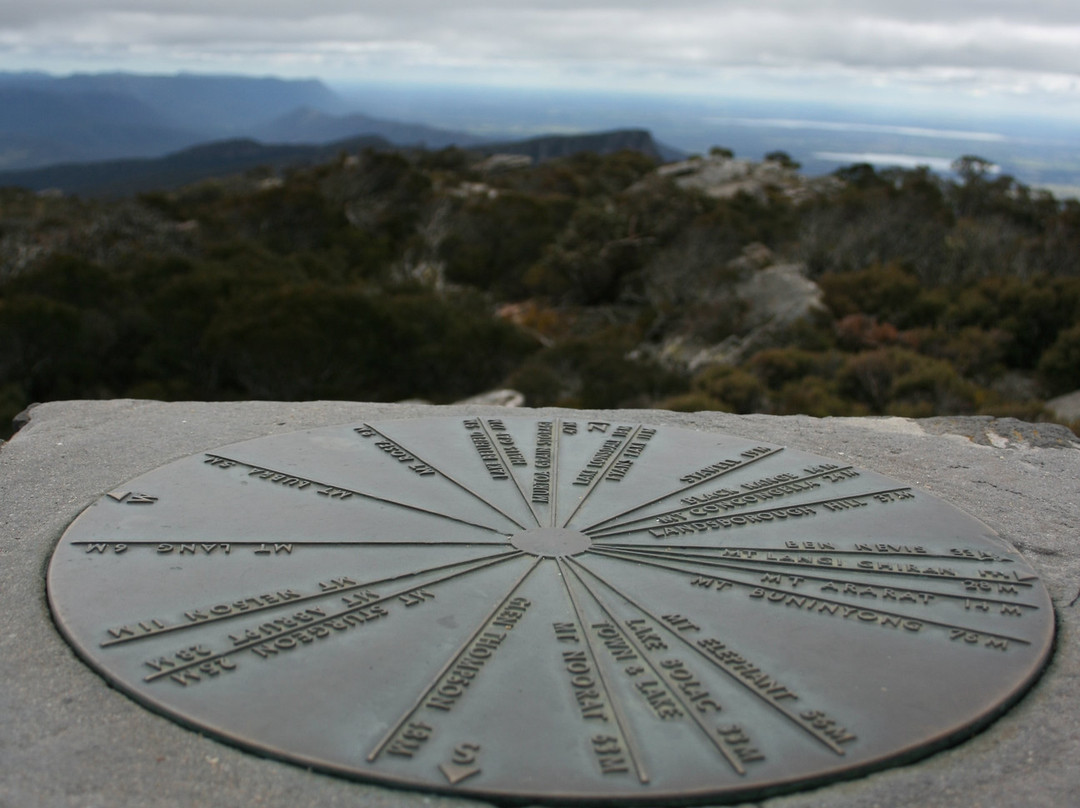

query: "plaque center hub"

left=510, top=527, right=591, bottom=558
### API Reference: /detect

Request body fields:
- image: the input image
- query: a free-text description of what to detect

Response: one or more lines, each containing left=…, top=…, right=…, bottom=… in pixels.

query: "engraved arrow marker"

left=107, top=491, right=158, bottom=504
left=439, top=743, right=482, bottom=784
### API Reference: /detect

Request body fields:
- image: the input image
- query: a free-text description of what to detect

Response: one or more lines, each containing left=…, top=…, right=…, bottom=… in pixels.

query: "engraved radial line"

left=606, top=547, right=1033, bottom=588
left=143, top=552, right=528, bottom=680
left=561, top=558, right=748, bottom=774
left=79, top=540, right=511, bottom=549
left=359, top=424, right=528, bottom=530
left=555, top=557, right=650, bottom=784
left=587, top=548, right=1032, bottom=645
left=587, top=463, right=855, bottom=534
left=477, top=418, right=543, bottom=527
left=588, top=486, right=915, bottom=540
left=210, top=453, right=507, bottom=533
left=597, top=546, right=1037, bottom=610
left=548, top=418, right=561, bottom=528
left=561, top=425, right=645, bottom=529
left=366, top=557, right=543, bottom=762
left=579, top=447, right=784, bottom=534
left=608, top=544, right=1019, bottom=565
left=570, top=555, right=850, bottom=755
left=103, top=550, right=521, bottom=647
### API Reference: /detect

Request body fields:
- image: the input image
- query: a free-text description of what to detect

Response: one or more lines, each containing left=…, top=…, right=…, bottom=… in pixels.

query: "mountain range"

left=0, top=72, right=687, bottom=196
left=0, top=129, right=679, bottom=197
left=0, top=72, right=488, bottom=171
left=2, top=71, right=1078, bottom=198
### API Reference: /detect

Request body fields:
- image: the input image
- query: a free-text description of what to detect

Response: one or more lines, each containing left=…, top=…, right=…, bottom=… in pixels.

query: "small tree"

left=764, top=151, right=801, bottom=170
left=952, top=155, right=996, bottom=184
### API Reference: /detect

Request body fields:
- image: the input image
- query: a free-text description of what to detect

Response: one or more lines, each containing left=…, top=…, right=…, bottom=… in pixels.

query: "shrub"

left=1038, top=323, right=1080, bottom=396
left=658, top=391, right=730, bottom=413
left=0, top=381, right=26, bottom=440
left=441, top=193, right=574, bottom=298
left=504, top=335, right=678, bottom=408
left=838, top=349, right=899, bottom=411
left=691, top=366, right=767, bottom=413
left=916, top=326, right=1011, bottom=382
left=203, top=283, right=535, bottom=401
left=834, top=314, right=900, bottom=351
left=888, top=355, right=979, bottom=416
left=838, top=347, right=979, bottom=415
left=819, top=263, right=938, bottom=327
left=747, top=347, right=832, bottom=389
left=774, top=377, right=865, bottom=417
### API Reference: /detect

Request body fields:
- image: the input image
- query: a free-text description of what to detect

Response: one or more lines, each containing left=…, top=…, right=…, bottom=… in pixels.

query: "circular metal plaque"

left=47, top=416, right=1054, bottom=804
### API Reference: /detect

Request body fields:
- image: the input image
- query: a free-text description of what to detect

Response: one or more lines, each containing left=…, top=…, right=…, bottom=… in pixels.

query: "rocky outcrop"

left=1046, top=390, right=1080, bottom=422
left=922, top=415, right=1080, bottom=449
left=655, top=152, right=840, bottom=204
left=639, top=243, right=828, bottom=372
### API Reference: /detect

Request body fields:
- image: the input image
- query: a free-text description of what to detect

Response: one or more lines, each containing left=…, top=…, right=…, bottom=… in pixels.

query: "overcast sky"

left=3, top=1, right=1080, bottom=114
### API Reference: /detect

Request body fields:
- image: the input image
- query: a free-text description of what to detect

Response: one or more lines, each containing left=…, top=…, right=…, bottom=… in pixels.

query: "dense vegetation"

left=2, top=146, right=1079, bottom=439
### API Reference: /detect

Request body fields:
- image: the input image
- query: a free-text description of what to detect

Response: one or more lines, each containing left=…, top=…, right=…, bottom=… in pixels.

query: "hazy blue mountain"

left=3, top=71, right=1077, bottom=194
left=0, top=135, right=390, bottom=197
left=0, top=72, right=497, bottom=174
left=1, top=86, right=167, bottom=135
left=478, top=128, right=682, bottom=163
left=255, top=106, right=486, bottom=149
left=0, top=72, right=358, bottom=170
left=0, top=72, right=347, bottom=132
left=0, top=87, right=207, bottom=169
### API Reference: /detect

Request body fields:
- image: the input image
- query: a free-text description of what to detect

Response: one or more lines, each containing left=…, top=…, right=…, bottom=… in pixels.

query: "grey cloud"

left=5, top=1, right=1080, bottom=26
left=1, top=2, right=1078, bottom=88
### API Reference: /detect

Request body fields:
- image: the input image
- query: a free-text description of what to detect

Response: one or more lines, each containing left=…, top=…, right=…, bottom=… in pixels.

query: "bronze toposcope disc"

left=48, top=416, right=1054, bottom=805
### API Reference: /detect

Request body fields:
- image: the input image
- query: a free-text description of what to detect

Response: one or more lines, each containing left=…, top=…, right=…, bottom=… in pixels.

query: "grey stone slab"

left=1, top=401, right=1077, bottom=808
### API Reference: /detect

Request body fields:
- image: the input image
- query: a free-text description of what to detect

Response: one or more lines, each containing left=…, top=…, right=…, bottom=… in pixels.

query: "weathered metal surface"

left=47, top=415, right=1054, bottom=805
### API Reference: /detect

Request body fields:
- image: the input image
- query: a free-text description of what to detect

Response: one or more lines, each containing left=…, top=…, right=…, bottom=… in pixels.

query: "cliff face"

left=477, top=128, right=672, bottom=163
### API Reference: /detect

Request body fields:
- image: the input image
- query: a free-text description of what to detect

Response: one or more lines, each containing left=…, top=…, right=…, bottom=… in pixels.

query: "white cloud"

left=1, top=1, right=1079, bottom=107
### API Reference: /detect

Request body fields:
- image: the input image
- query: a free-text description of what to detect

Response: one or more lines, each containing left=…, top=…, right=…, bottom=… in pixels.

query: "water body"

left=337, top=82, right=1080, bottom=190
left=813, top=152, right=960, bottom=172
left=715, top=117, right=1008, bottom=144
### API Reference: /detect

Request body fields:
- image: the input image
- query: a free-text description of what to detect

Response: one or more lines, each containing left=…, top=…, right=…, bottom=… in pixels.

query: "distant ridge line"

left=0, top=129, right=678, bottom=197
left=0, top=136, right=391, bottom=197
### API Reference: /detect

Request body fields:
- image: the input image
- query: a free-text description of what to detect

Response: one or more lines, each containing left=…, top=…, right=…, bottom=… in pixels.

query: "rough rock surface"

left=2, top=400, right=1078, bottom=808
left=686, top=261, right=826, bottom=370
left=646, top=245, right=827, bottom=372
left=654, top=153, right=839, bottom=204
left=1047, top=389, right=1080, bottom=422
